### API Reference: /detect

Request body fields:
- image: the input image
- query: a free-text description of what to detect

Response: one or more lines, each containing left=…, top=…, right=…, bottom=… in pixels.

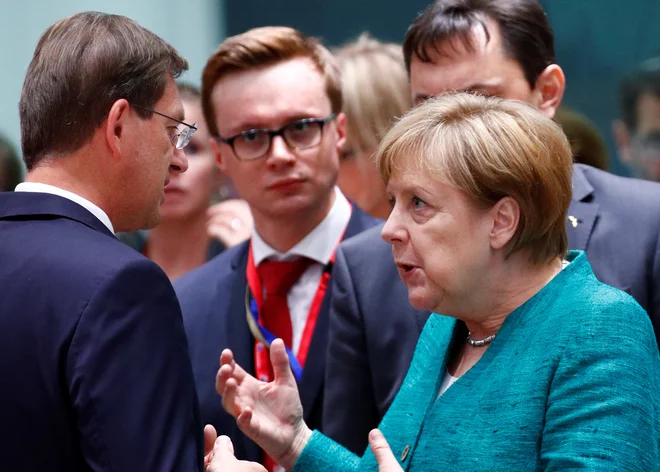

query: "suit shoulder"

left=174, top=242, right=247, bottom=300
left=577, top=163, right=660, bottom=202
left=339, top=223, right=388, bottom=255
left=542, top=267, right=652, bottom=347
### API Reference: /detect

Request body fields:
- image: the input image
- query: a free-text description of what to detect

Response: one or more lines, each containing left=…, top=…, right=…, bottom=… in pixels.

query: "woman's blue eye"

left=412, top=196, right=426, bottom=208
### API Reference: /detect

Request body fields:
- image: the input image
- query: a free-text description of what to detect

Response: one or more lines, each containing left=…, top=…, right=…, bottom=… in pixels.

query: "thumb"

left=369, top=429, right=402, bottom=472
left=270, top=338, right=296, bottom=385
left=212, top=435, right=236, bottom=461
left=203, top=424, right=218, bottom=456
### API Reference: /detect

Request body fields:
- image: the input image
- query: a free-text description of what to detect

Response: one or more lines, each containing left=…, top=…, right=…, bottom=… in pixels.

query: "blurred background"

left=2, top=0, right=660, bottom=180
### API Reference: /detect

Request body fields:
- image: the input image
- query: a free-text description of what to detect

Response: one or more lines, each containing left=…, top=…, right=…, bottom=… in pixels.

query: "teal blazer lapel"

left=364, top=314, right=456, bottom=469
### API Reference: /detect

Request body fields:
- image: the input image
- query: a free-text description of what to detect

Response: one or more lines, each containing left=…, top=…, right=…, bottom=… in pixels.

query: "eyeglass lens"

left=234, top=120, right=323, bottom=159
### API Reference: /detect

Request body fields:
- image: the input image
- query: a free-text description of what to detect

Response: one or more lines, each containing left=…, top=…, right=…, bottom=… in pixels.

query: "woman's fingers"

left=369, top=429, right=403, bottom=472
left=236, top=406, right=256, bottom=435
left=270, top=339, right=296, bottom=386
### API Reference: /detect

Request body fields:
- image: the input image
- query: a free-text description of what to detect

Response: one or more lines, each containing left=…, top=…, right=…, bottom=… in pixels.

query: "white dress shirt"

left=251, top=187, right=352, bottom=353
left=15, top=182, right=115, bottom=234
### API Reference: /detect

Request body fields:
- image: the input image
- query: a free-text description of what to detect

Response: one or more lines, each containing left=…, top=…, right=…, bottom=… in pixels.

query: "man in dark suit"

left=323, top=0, right=660, bottom=455
left=0, top=12, right=210, bottom=472
left=174, top=26, right=380, bottom=470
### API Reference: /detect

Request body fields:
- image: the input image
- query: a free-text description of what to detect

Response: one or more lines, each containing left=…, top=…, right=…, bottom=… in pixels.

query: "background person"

left=334, top=33, right=412, bottom=219
left=174, top=26, right=380, bottom=471
left=613, top=57, right=660, bottom=181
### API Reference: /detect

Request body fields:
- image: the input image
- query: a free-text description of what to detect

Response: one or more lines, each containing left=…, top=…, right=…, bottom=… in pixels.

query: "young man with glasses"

left=174, top=26, right=380, bottom=472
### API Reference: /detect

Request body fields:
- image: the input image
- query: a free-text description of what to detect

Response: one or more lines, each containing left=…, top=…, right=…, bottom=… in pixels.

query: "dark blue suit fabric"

left=0, top=192, right=204, bottom=472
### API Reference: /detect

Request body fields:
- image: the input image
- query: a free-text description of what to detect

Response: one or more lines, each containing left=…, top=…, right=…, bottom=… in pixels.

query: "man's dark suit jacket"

left=0, top=192, right=203, bottom=471
left=174, top=205, right=379, bottom=463
left=323, top=164, right=660, bottom=455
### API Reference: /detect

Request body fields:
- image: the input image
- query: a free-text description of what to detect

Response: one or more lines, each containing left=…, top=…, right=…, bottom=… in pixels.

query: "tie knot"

left=257, top=257, right=313, bottom=296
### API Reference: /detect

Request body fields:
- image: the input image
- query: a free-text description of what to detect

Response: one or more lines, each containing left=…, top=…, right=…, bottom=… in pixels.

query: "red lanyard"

left=245, top=206, right=351, bottom=383
left=246, top=243, right=334, bottom=375
left=245, top=205, right=351, bottom=472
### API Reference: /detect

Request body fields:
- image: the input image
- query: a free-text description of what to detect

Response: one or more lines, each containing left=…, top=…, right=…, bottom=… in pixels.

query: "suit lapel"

left=366, top=315, right=456, bottom=468
left=567, top=165, right=599, bottom=251
left=298, top=205, right=380, bottom=420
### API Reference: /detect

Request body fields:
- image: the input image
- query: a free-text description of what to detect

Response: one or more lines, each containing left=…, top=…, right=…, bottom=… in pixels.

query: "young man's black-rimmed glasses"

left=215, top=113, right=337, bottom=161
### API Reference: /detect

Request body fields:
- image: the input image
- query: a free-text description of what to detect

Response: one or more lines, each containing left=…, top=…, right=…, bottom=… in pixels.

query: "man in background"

left=175, top=26, right=379, bottom=471
left=614, top=57, right=660, bottom=181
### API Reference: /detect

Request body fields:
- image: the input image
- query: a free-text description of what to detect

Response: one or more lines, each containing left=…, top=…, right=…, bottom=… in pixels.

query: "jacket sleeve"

left=293, top=431, right=361, bottom=472
left=66, top=258, right=204, bottom=472
left=323, top=246, right=380, bottom=455
left=540, top=300, right=660, bottom=470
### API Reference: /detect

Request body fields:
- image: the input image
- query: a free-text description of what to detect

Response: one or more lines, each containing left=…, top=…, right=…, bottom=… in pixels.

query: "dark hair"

left=618, top=57, right=660, bottom=131
left=403, top=0, right=555, bottom=88
left=19, top=11, right=188, bottom=170
left=0, top=135, right=22, bottom=191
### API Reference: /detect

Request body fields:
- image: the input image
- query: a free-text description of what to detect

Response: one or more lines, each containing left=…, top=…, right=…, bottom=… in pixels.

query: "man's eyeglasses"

left=216, top=113, right=337, bottom=161
left=132, top=104, right=197, bottom=150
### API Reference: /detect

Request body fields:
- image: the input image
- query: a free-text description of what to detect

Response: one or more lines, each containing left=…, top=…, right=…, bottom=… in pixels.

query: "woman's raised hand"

left=215, top=339, right=312, bottom=471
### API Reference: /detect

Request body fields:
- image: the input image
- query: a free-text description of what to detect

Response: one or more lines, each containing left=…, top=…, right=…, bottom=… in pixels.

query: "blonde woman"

left=335, top=34, right=412, bottom=219
left=214, top=94, right=659, bottom=471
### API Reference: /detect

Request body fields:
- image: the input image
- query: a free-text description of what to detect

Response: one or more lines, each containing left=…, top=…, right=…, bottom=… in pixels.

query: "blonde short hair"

left=202, top=26, right=341, bottom=137
left=377, top=93, right=572, bottom=264
left=335, top=34, right=412, bottom=153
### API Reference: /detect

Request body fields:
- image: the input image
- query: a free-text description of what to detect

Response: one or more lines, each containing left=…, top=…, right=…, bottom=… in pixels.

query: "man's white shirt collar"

left=15, top=182, right=115, bottom=234
left=251, top=187, right=352, bottom=266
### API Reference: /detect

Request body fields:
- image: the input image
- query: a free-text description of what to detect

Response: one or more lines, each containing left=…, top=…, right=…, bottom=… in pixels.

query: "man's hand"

left=203, top=425, right=218, bottom=468
left=369, top=429, right=404, bottom=472
left=216, top=339, right=312, bottom=471
left=206, top=435, right=266, bottom=472
left=206, top=199, right=253, bottom=248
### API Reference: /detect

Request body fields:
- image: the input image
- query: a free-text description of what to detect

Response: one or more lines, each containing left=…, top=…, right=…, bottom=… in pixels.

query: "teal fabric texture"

left=294, top=251, right=660, bottom=471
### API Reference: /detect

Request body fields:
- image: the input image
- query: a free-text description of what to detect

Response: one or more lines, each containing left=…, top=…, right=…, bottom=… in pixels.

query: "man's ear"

left=533, top=64, right=566, bottom=119
left=210, top=137, right=228, bottom=173
left=334, top=112, right=347, bottom=157
left=105, top=99, right=131, bottom=159
left=612, top=119, right=633, bottom=164
left=489, top=197, right=520, bottom=250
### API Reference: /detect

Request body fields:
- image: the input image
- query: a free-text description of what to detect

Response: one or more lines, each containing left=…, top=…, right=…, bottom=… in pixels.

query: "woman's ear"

left=489, top=197, right=520, bottom=250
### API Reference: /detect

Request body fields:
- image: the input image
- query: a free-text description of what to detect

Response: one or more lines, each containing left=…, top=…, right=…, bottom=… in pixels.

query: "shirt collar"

left=15, top=182, right=115, bottom=234
left=251, top=187, right=352, bottom=266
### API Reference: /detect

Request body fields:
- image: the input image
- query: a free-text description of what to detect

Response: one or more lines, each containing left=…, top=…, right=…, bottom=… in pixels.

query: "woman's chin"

left=408, top=293, right=436, bottom=312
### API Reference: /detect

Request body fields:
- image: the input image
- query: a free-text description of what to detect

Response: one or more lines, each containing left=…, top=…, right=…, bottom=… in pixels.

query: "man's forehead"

left=211, top=60, right=331, bottom=132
